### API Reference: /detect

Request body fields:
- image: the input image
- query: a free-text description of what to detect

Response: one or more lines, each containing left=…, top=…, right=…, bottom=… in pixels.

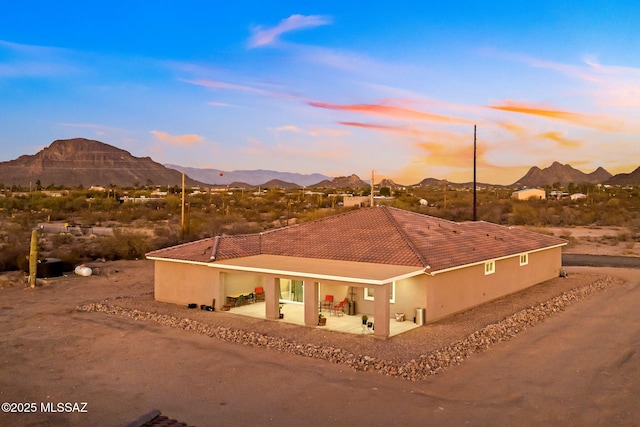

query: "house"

left=146, top=207, right=566, bottom=338
left=511, top=188, right=546, bottom=200
left=570, top=193, right=587, bottom=201
left=342, top=195, right=371, bottom=207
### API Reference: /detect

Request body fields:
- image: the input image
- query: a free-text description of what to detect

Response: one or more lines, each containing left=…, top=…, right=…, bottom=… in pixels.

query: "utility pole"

left=473, top=125, right=477, bottom=221
left=181, top=173, right=185, bottom=238
left=443, top=178, right=447, bottom=209
left=370, top=170, right=375, bottom=207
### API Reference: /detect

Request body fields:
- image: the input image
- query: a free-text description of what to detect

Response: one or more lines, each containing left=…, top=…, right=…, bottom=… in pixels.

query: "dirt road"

left=0, top=263, right=638, bottom=426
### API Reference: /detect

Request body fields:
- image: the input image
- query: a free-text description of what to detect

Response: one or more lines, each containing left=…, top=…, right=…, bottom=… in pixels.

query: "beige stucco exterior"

left=151, top=245, right=563, bottom=337
left=424, top=246, right=563, bottom=321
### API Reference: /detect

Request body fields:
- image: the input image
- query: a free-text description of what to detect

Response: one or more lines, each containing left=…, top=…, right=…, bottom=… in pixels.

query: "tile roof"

left=146, top=207, right=566, bottom=272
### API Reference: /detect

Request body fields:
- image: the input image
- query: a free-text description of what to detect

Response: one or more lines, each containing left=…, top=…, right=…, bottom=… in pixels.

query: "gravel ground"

left=77, top=267, right=619, bottom=380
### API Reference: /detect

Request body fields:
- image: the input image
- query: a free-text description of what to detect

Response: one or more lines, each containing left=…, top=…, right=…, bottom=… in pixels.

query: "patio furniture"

left=254, top=287, right=265, bottom=302
left=320, top=295, right=334, bottom=312
left=330, top=298, right=348, bottom=316
left=235, top=294, right=245, bottom=307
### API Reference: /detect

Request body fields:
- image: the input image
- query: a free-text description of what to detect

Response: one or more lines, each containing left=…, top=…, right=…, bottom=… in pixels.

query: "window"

left=484, top=260, right=495, bottom=275
left=364, top=282, right=396, bottom=303
left=519, top=253, right=529, bottom=266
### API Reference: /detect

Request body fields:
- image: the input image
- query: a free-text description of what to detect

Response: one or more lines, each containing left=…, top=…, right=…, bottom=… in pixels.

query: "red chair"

left=254, top=287, right=265, bottom=302
left=330, top=298, right=348, bottom=316
left=320, top=295, right=334, bottom=312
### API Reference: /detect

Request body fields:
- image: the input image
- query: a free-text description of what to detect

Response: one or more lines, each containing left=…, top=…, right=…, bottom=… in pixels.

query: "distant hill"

left=0, top=138, right=202, bottom=188
left=260, top=179, right=300, bottom=189
left=605, top=166, right=640, bottom=186
left=327, top=174, right=369, bottom=188
left=379, top=178, right=405, bottom=187
left=514, top=162, right=612, bottom=187
left=166, top=164, right=330, bottom=187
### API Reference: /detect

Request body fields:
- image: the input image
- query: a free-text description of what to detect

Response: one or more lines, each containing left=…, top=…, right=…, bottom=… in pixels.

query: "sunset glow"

left=1, top=2, right=639, bottom=184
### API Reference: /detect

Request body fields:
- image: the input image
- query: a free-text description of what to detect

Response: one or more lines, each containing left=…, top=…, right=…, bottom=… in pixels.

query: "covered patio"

left=228, top=301, right=420, bottom=337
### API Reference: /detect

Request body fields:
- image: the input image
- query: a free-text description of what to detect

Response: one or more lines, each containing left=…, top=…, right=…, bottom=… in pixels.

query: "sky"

left=1, top=1, right=639, bottom=185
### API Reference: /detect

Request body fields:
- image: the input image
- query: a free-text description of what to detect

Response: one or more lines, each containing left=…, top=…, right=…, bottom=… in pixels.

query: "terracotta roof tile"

left=146, top=238, right=215, bottom=263
left=146, top=207, right=566, bottom=272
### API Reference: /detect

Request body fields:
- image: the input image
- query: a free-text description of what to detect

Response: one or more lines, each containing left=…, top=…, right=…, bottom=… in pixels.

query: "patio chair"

left=330, top=298, right=348, bottom=316
left=320, top=295, right=334, bottom=312
left=254, top=287, right=265, bottom=302
left=235, top=294, right=245, bottom=307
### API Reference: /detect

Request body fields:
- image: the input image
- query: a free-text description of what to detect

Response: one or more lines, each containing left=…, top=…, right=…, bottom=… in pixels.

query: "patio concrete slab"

left=228, top=301, right=420, bottom=337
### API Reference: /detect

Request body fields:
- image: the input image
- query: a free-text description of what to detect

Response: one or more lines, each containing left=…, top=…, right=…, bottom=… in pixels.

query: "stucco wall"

left=222, top=272, right=264, bottom=295
left=426, top=247, right=562, bottom=322
left=154, top=261, right=220, bottom=307
left=352, top=276, right=427, bottom=320
left=318, top=282, right=350, bottom=306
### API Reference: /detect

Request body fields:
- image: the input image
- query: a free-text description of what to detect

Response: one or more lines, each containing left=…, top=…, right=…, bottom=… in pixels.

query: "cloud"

left=538, top=131, right=581, bottom=148
left=182, top=78, right=295, bottom=100
left=487, top=100, right=622, bottom=131
left=0, top=39, right=80, bottom=78
left=310, top=101, right=471, bottom=124
left=273, top=125, right=302, bottom=133
left=208, top=101, right=231, bottom=107
left=150, top=130, right=203, bottom=146
left=249, top=14, right=332, bottom=48
left=182, top=78, right=266, bottom=94
left=270, top=125, right=351, bottom=137
left=493, top=50, right=640, bottom=108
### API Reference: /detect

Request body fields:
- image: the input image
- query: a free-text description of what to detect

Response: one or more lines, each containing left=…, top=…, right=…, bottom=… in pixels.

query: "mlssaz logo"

left=40, top=402, right=88, bottom=413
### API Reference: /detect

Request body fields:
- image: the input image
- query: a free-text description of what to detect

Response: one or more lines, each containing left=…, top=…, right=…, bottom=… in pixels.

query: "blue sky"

left=1, top=1, right=639, bottom=184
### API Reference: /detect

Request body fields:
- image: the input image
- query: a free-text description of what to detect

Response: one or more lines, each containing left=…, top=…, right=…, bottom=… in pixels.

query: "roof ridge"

left=379, top=206, right=430, bottom=267
left=210, top=236, right=221, bottom=261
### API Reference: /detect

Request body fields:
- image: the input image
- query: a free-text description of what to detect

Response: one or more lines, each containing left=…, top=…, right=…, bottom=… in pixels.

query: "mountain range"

left=165, top=164, right=330, bottom=187
left=1, top=138, right=639, bottom=188
left=0, top=138, right=203, bottom=188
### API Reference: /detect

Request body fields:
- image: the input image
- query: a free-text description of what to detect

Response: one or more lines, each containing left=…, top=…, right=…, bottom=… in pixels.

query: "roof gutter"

left=426, top=242, right=567, bottom=276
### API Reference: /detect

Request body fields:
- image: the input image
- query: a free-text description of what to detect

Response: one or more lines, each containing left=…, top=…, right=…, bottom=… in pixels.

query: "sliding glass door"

left=279, top=279, right=304, bottom=303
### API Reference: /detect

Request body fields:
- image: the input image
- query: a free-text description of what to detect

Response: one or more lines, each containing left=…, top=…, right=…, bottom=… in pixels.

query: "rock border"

left=77, top=276, right=622, bottom=381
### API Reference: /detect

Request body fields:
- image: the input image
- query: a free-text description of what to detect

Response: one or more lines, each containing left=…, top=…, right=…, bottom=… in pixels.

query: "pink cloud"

left=487, top=100, right=622, bottom=131
left=310, top=101, right=470, bottom=124
left=150, top=130, right=203, bottom=146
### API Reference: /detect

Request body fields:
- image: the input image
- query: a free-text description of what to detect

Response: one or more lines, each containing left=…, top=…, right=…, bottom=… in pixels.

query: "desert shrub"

left=96, top=229, right=151, bottom=260
left=0, top=242, right=29, bottom=272
left=510, top=203, right=539, bottom=226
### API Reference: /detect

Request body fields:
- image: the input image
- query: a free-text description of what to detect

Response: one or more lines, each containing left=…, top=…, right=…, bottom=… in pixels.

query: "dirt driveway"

left=0, top=260, right=638, bottom=426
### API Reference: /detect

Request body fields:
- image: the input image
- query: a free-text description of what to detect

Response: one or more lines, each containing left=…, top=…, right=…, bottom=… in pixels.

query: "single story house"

left=511, top=188, right=546, bottom=200
left=146, top=206, right=566, bottom=338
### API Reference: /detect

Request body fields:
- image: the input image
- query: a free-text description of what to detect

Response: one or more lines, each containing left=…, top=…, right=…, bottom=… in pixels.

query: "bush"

left=0, top=242, right=29, bottom=272
left=97, top=229, right=151, bottom=260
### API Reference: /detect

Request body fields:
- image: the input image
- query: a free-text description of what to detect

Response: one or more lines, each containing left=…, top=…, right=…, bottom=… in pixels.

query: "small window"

left=519, top=253, right=529, bottom=266
left=364, top=282, right=396, bottom=303
left=484, top=260, right=495, bottom=275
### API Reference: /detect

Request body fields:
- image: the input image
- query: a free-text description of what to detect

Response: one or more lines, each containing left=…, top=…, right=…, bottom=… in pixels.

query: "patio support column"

left=213, top=270, right=224, bottom=311
left=303, top=281, right=319, bottom=327
left=265, top=276, right=280, bottom=320
left=373, top=282, right=391, bottom=338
